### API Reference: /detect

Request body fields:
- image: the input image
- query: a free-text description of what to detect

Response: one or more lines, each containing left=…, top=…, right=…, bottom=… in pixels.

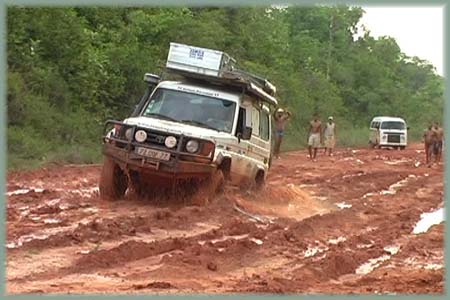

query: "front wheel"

left=254, top=170, right=265, bottom=190
left=99, top=156, right=128, bottom=201
left=191, top=169, right=224, bottom=206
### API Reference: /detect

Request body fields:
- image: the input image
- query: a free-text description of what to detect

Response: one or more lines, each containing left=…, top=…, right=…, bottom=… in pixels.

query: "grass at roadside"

left=8, top=144, right=102, bottom=171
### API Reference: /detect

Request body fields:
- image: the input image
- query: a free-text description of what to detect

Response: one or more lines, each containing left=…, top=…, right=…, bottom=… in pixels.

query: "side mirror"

left=407, top=127, right=410, bottom=130
left=241, top=126, right=252, bottom=140
left=144, top=73, right=160, bottom=85
left=236, top=127, right=252, bottom=143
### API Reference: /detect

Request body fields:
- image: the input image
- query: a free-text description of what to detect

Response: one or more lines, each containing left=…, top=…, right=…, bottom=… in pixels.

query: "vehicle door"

left=248, top=105, right=271, bottom=170
left=370, top=121, right=380, bottom=145
left=229, top=105, right=253, bottom=183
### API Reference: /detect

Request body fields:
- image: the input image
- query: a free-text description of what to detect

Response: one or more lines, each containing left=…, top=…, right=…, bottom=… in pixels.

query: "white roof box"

left=166, top=42, right=235, bottom=77
left=165, top=42, right=278, bottom=106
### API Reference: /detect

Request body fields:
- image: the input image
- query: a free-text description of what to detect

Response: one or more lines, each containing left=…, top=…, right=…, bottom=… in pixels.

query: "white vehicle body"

left=369, top=116, right=408, bottom=148
left=120, top=80, right=272, bottom=184
left=100, top=43, right=278, bottom=201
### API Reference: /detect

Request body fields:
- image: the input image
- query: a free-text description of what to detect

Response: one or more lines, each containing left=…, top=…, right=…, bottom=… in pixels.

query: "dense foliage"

left=7, top=6, right=444, bottom=168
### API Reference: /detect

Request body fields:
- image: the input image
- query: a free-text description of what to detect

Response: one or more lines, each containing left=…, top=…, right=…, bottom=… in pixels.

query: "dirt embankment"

left=6, top=144, right=444, bottom=294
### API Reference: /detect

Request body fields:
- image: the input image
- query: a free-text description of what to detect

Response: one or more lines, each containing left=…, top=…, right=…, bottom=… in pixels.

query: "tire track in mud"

left=6, top=145, right=444, bottom=294
left=230, top=169, right=443, bottom=293
left=9, top=215, right=272, bottom=283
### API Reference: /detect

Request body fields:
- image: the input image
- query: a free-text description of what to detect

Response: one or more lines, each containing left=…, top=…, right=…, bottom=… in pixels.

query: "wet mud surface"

left=6, top=144, right=444, bottom=294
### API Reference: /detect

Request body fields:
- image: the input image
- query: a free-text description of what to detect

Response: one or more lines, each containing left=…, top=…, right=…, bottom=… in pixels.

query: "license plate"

left=135, top=147, right=171, bottom=161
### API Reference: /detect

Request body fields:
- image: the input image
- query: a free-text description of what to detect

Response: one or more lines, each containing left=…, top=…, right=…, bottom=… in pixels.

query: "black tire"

left=99, top=156, right=128, bottom=201
left=400, top=146, right=406, bottom=150
left=191, top=169, right=224, bottom=206
left=212, top=169, right=225, bottom=194
left=219, top=159, right=231, bottom=181
left=255, top=170, right=265, bottom=190
left=129, top=172, right=145, bottom=198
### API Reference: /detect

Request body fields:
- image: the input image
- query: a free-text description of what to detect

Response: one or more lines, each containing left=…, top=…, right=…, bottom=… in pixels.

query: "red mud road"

left=6, top=144, right=444, bottom=294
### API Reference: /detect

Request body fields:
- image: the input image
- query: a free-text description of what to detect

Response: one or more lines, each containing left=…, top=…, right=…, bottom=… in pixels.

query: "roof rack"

left=165, top=42, right=278, bottom=106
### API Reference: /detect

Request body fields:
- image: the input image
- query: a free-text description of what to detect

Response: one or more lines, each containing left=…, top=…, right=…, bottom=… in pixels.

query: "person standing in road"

left=423, top=125, right=438, bottom=166
left=273, top=108, right=292, bottom=159
left=308, top=113, right=322, bottom=161
left=434, top=122, right=444, bottom=164
left=323, top=116, right=337, bottom=156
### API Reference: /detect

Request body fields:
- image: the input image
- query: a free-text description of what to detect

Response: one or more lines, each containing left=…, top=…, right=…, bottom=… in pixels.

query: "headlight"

left=135, top=130, right=147, bottom=143
left=165, top=136, right=177, bottom=148
left=125, top=128, right=133, bottom=140
left=400, top=135, right=405, bottom=140
left=382, top=135, right=387, bottom=140
left=186, top=140, right=199, bottom=153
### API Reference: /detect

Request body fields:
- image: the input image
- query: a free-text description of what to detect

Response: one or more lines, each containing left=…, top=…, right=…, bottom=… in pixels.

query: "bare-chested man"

left=423, top=125, right=438, bottom=166
left=434, top=122, right=444, bottom=163
left=273, top=108, right=292, bottom=159
left=308, top=114, right=322, bottom=161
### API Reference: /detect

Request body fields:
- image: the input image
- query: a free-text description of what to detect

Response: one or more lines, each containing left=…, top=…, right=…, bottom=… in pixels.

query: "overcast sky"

left=357, top=6, right=444, bottom=76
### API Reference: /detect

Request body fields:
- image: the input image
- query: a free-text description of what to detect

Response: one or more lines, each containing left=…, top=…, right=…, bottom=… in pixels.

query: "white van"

left=100, top=43, right=277, bottom=202
left=369, top=116, right=408, bottom=149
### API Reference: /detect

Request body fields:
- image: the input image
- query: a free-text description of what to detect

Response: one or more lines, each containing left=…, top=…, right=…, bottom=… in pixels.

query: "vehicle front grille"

left=140, top=129, right=180, bottom=151
left=387, top=134, right=401, bottom=143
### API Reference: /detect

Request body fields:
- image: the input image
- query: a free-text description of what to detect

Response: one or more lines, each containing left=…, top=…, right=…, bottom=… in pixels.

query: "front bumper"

left=379, top=142, right=407, bottom=147
left=102, top=120, right=216, bottom=179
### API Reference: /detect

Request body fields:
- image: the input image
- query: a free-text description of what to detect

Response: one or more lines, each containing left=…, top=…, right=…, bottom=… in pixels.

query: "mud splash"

left=233, top=184, right=331, bottom=221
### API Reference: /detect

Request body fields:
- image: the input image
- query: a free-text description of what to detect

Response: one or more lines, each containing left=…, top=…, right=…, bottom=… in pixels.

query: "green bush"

left=6, top=7, right=443, bottom=169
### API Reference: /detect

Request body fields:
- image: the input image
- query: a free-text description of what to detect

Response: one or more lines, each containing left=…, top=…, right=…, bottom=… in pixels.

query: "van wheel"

left=99, top=157, right=128, bottom=201
left=400, top=146, right=406, bottom=150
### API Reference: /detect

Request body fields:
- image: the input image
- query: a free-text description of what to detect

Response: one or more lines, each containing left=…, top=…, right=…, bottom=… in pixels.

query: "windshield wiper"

left=144, top=113, right=178, bottom=122
left=181, top=120, right=219, bottom=131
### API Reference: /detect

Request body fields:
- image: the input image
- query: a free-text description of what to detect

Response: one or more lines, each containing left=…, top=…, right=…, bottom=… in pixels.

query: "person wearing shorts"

left=323, top=116, right=337, bottom=156
left=308, top=114, right=322, bottom=161
left=273, top=108, right=292, bottom=159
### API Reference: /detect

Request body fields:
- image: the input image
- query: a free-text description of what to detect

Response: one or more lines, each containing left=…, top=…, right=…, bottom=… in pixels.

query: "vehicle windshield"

left=380, top=121, right=406, bottom=130
left=142, top=88, right=236, bottom=133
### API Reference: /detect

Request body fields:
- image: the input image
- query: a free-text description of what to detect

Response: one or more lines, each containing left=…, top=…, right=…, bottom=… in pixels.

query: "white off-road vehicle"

left=99, top=43, right=279, bottom=202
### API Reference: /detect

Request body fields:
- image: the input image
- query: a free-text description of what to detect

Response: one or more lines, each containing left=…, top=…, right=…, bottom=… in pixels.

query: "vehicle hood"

left=123, top=116, right=232, bottom=141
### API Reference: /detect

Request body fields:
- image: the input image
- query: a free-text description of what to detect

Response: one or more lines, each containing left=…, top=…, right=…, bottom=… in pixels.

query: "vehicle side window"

left=260, top=111, right=270, bottom=141
left=251, top=106, right=260, bottom=136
